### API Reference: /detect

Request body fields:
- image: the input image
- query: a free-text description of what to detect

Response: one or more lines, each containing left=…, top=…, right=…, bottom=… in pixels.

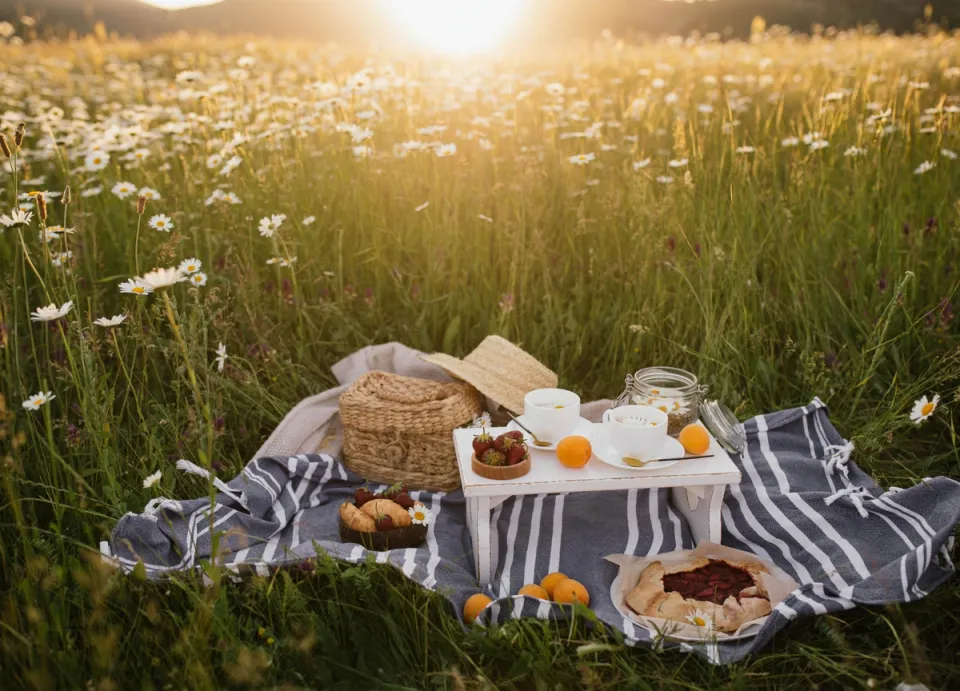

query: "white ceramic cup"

left=602, top=405, right=669, bottom=461
left=523, top=388, right=581, bottom=444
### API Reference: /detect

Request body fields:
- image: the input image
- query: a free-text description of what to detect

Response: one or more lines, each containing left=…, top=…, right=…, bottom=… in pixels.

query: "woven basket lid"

left=420, top=335, right=557, bottom=414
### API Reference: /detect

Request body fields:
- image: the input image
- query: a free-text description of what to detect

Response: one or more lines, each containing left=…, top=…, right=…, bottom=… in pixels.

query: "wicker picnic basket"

left=339, top=371, right=485, bottom=492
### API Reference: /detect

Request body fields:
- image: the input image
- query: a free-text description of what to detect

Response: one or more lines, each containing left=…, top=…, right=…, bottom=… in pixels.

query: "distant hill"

left=1, top=0, right=956, bottom=43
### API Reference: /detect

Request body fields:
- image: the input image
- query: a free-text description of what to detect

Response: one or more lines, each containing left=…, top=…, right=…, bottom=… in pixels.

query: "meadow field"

left=1, top=22, right=960, bottom=689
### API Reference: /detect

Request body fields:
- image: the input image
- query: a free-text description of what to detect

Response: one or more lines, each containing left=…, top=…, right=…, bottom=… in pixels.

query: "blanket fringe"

left=176, top=459, right=248, bottom=509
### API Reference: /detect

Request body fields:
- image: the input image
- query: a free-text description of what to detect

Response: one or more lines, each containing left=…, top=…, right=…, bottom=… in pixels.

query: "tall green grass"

left=0, top=27, right=959, bottom=689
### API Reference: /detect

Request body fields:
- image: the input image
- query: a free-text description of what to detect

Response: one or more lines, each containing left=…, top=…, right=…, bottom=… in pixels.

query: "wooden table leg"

left=671, top=484, right=728, bottom=545
left=475, top=496, right=492, bottom=586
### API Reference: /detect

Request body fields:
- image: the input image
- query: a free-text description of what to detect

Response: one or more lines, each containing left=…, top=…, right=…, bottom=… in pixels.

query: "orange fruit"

left=556, top=436, right=592, bottom=468
left=553, top=578, right=590, bottom=606
left=463, top=593, right=492, bottom=624
left=539, top=571, right=568, bottom=598
left=518, top=584, right=550, bottom=600
left=678, top=424, right=710, bottom=455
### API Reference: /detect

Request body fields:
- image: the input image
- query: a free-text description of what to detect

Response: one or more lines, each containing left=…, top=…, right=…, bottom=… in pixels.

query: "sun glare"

left=381, top=0, right=525, bottom=55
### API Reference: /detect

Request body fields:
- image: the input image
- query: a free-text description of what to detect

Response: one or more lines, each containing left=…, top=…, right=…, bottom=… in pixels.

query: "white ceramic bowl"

left=602, top=405, right=669, bottom=461
left=523, top=388, right=581, bottom=444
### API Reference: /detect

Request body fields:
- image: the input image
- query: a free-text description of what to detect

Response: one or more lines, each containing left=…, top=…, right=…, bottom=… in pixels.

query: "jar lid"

left=699, top=399, right=745, bottom=454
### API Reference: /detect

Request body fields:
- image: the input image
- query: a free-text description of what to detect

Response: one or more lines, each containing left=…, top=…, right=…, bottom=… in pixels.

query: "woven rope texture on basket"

left=339, top=371, right=484, bottom=491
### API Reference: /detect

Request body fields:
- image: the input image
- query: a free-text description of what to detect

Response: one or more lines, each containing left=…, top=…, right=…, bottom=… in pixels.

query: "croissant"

left=339, top=502, right=377, bottom=532
left=360, top=498, right=412, bottom=527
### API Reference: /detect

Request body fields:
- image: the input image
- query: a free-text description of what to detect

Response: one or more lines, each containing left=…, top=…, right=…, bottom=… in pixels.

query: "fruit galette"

left=625, top=557, right=772, bottom=633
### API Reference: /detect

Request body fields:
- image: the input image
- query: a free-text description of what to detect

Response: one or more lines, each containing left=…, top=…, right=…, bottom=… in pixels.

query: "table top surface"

left=454, top=424, right=742, bottom=497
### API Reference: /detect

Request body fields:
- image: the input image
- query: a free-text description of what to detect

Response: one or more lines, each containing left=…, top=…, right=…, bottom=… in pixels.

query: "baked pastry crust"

left=360, top=498, right=412, bottom=527
left=625, top=557, right=772, bottom=633
left=339, top=502, right=377, bottom=532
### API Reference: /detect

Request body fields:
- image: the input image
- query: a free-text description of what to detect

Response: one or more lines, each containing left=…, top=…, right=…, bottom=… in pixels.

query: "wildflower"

left=472, top=411, right=492, bottom=428
left=808, top=140, right=830, bottom=151
left=279, top=257, right=297, bottom=267
left=941, top=148, right=958, bottom=160
left=909, top=394, right=940, bottom=424
left=148, top=214, right=174, bottom=232
left=51, top=251, right=73, bottom=268
left=31, top=300, right=74, bottom=322
left=0, top=209, right=32, bottom=228
left=735, top=146, right=755, bottom=154
left=632, top=158, right=651, bottom=170
left=685, top=609, right=715, bottom=631
left=189, top=272, right=208, bottom=287
left=569, top=153, right=595, bottom=165
left=780, top=136, right=800, bottom=147
left=214, top=342, right=227, bottom=372
left=668, top=158, right=688, bottom=168
left=178, top=258, right=201, bottom=275
left=844, top=146, right=867, bottom=157
left=302, top=215, right=316, bottom=225
left=258, top=214, right=286, bottom=238
left=435, top=143, right=457, bottom=157
left=94, top=314, right=127, bottom=327
left=84, top=151, right=109, bottom=171
left=119, top=279, right=153, bottom=296
left=139, top=267, right=185, bottom=290
left=914, top=161, right=935, bottom=175
left=656, top=175, right=674, bottom=184
left=143, top=470, right=162, bottom=489
left=22, top=391, right=55, bottom=411
left=139, top=187, right=161, bottom=201
left=628, top=324, right=648, bottom=334
left=111, top=181, right=137, bottom=199
left=408, top=503, right=432, bottom=525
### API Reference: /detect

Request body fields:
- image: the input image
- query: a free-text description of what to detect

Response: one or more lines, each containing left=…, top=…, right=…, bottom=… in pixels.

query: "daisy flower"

left=408, top=503, right=432, bottom=526
left=472, top=411, right=492, bottom=428
left=302, top=215, right=316, bottom=225
left=178, top=257, right=201, bottom=275
left=84, top=151, right=109, bottom=171
left=780, top=136, right=800, bottom=147
left=279, top=257, right=297, bottom=267
left=139, top=267, right=185, bottom=290
left=143, top=470, right=162, bottom=489
left=188, top=272, right=208, bottom=287
left=148, top=214, right=174, bottom=232
left=94, top=314, right=127, bottom=327
left=258, top=214, right=286, bottom=238
left=632, top=158, right=651, bottom=170
left=685, top=609, right=715, bottom=631
left=31, top=300, right=74, bottom=322
left=138, top=187, right=161, bottom=201
left=119, top=279, right=153, bottom=296
left=668, top=158, right=688, bottom=168
left=214, top=342, right=227, bottom=372
left=569, top=152, right=595, bottom=165
left=111, top=181, right=137, bottom=199
left=23, top=391, right=55, bottom=411
left=435, top=143, right=457, bottom=157
left=0, top=208, right=33, bottom=228
left=909, top=394, right=940, bottom=425
left=914, top=161, right=936, bottom=175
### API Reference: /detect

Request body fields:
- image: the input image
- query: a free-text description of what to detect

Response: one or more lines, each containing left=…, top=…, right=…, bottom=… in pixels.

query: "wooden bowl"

left=471, top=452, right=531, bottom=480
left=339, top=517, right=427, bottom=551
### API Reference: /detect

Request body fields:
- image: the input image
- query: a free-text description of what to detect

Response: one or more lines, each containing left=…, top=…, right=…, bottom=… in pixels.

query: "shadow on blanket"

left=107, top=399, right=960, bottom=664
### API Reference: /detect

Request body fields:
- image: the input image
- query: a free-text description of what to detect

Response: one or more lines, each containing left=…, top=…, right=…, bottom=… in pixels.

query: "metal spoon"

left=622, top=454, right=714, bottom=468
left=505, top=412, right=553, bottom=448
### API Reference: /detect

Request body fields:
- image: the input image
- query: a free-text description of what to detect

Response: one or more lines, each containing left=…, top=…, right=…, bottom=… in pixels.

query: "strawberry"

left=481, top=448, right=507, bottom=466
left=503, top=430, right=524, bottom=443
left=493, top=433, right=518, bottom=453
left=506, top=444, right=528, bottom=465
left=392, top=491, right=416, bottom=510
left=383, top=482, right=407, bottom=499
left=354, top=487, right=375, bottom=507
left=472, top=431, right=494, bottom=457
left=375, top=514, right=394, bottom=531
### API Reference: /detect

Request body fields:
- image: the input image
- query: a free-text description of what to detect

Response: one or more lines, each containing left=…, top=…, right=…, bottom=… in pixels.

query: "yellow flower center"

left=132, top=286, right=144, bottom=294
left=922, top=402, right=935, bottom=416
left=693, top=616, right=707, bottom=627
left=414, top=511, right=425, bottom=521
left=32, top=397, right=42, bottom=405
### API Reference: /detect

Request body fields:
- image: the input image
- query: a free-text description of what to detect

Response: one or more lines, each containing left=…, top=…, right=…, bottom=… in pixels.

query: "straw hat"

left=420, top=336, right=557, bottom=414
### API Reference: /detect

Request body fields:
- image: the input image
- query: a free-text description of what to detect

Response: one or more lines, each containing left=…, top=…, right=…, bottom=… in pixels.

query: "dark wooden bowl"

left=338, top=517, right=427, bottom=551
left=471, top=452, right=531, bottom=480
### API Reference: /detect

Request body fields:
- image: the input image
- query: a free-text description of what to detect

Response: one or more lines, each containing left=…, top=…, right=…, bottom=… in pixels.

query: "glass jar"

left=614, top=367, right=706, bottom=436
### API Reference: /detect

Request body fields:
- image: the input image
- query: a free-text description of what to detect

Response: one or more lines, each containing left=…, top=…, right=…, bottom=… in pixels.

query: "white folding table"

left=453, top=425, right=742, bottom=585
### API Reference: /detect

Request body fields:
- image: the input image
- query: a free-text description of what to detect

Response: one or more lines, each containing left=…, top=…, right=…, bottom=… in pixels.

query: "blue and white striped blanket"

left=108, top=398, right=960, bottom=663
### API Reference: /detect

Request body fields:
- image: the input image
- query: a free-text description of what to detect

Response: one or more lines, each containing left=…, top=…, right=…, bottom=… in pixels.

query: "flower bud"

left=35, top=194, right=47, bottom=221
left=0, top=134, right=10, bottom=159
left=61, top=185, right=71, bottom=205
left=136, top=195, right=146, bottom=215
left=14, top=122, right=25, bottom=148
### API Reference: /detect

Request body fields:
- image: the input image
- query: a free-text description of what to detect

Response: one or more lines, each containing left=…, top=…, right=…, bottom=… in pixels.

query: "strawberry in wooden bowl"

left=338, top=483, right=431, bottom=551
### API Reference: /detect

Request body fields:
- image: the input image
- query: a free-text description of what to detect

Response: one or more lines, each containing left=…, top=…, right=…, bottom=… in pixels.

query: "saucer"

left=591, top=425, right=684, bottom=471
left=506, top=416, right=593, bottom=451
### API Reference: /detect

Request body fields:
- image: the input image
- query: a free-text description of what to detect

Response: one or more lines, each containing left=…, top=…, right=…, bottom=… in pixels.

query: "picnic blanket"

left=106, top=344, right=960, bottom=663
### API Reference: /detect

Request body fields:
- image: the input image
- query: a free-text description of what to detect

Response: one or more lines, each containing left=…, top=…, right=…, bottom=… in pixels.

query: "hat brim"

left=420, top=353, right=531, bottom=415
